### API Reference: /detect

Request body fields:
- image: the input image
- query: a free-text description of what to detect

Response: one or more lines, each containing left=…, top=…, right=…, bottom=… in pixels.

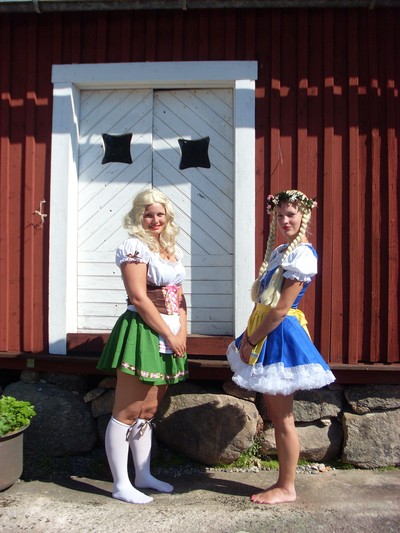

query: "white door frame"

left=49, top=61, right=258, bottom=354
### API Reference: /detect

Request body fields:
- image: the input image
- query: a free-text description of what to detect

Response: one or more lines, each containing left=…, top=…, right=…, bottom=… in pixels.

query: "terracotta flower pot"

left=0, top=425, right=28, bottom=491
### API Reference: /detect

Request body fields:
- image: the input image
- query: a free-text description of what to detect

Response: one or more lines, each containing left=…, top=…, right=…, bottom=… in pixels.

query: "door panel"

left=153, top=89, right=234, bottom=335
left=77, top=89, right=153, bottom=331
left=77, top=88, right=234, bottom=335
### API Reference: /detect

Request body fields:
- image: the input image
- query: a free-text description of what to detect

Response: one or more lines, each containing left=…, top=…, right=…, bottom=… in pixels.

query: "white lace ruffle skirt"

left=226, top=341, right=336, bottom=396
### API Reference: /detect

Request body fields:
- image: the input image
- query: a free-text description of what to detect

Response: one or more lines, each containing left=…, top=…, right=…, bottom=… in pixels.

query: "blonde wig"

left=251, top=190, right=317, bottom=307
left=124, top=188, right=179, bottom=254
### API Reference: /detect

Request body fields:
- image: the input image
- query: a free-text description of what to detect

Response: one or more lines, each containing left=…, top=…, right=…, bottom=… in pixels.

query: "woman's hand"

left=166, top=332, right=186, bottom=358
left=239, top=339, right=252, bottom=364
left=246, top=278, right=306, bottom=347
left=238, top=335, right=247, bottom=351
left=174, top=289, right=187, bottom=358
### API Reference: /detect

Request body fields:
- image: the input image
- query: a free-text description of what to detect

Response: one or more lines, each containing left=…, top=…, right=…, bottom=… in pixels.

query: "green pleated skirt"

left=97, top=310, right=189, bottom=385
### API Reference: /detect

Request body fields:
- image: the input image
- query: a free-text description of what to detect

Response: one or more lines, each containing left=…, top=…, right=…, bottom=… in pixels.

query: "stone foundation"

left=2, top=371, right=400, bottom=468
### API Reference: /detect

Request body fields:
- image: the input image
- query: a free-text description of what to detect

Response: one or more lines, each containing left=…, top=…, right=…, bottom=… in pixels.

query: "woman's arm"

left=240, top=278, right=305, bottom=359
left=238, top=303, right=256, bottom=350
left=176, top=287, right=187, bottom=356
left=121, top=261, right=186, bottom=356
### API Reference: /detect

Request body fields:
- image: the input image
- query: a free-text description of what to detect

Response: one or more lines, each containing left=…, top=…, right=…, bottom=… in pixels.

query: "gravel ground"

left=1, top=449, right=399, bottom=533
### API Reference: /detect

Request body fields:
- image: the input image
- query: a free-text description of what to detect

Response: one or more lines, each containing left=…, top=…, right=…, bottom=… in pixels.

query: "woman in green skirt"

left=97, top=189, right=188, bottom=504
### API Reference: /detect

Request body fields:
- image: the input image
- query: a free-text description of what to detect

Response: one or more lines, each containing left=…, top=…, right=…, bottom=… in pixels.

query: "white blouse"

left=115, top=237, right=186, bottom=354
left=267, top=243, right=317, bottom=283
left=116, top=237, right=185, bottom=287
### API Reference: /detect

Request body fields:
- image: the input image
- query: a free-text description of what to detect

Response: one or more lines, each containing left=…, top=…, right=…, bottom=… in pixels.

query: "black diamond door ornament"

left=178, top=136, right=211, bottom=170
left=102, top=133, right=133, bottom=164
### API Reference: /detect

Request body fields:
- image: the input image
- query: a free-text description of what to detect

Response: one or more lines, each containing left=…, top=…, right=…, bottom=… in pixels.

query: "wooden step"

left=1, top=351, right=399, bottom=384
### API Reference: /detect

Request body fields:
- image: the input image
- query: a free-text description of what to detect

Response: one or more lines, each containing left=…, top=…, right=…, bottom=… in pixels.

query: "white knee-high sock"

left=105, top=417, right=153, bottom=504
left=128, top=418, right=174, bottom=493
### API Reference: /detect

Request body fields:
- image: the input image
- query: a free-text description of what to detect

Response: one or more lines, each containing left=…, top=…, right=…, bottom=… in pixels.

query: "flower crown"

left=266, top=191, right=317, bottom=215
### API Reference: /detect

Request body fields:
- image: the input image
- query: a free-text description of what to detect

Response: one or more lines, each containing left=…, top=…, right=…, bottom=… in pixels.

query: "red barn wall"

left=0, top=7, right=399, bottom=365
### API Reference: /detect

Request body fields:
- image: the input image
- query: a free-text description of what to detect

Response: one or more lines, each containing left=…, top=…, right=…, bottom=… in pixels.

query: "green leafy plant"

left=216, top=439, right=280, bottom=470
left=0, top=395, right=36, bottom=437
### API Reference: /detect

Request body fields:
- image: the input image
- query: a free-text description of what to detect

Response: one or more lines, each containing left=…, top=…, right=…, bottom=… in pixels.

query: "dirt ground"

left=1, top=468, right=399, bottom=533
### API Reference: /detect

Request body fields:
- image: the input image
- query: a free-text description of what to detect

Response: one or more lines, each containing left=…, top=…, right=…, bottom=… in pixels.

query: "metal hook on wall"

left=34, top=199, right=47, bottom=227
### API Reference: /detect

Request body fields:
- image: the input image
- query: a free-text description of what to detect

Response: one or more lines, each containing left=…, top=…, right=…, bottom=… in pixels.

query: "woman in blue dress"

left=227, top=190, right=335, bottom=504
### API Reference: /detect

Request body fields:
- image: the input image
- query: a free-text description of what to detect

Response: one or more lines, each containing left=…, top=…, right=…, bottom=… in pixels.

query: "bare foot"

left=251, top=484, right=296, bottom=505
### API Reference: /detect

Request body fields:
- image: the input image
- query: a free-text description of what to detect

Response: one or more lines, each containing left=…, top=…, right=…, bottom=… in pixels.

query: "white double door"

left=77, top=88, right=234, bottom=335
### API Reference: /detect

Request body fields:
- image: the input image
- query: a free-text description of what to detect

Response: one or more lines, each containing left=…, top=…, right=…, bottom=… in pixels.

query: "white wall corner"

left=234, top=79, right=256, bottom=336
left=49, top=82, right=80, bottom=354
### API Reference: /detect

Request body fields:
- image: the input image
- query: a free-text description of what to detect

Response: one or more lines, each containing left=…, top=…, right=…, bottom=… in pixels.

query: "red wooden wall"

left=0, top=7, right=399, bottom=365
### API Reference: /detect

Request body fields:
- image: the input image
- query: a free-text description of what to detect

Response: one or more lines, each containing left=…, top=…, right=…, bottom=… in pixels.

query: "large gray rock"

left=345, top=385, right=400, bottom=414
left=259, top=419, right=343, bottom=462
left=89, top=389, right=115, bottom=418
left=155, top=382, right=258, bottom=465
left=83, top=387, right=106, bottom=404
left=342, top=409, right=400, bottom=468
left=98, top=377, right=117, bottom=389
left=97, top=413, right=112, bottom=443
left=298, top=420, right=343, bottom=461
left=255, top=387, right=344, bottom=425
left=293, top=388, right=344, bottom=422
left=222, top=380, right=256, bottom=402
left=4, top=381, right=97, bottom=457
left=41, top=372, right=89, bottom=394
left=20, top=370, right=41, bottom=384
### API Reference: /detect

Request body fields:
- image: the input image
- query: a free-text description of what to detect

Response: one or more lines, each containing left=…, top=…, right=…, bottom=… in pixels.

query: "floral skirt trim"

left=120, top=362, right=188, bottom=383
left=97, top=310, right=188, bottom=386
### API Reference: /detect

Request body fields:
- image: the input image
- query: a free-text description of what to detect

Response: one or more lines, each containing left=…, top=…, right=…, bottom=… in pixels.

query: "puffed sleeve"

left=282, top=245, right=318, bottom=283
left=115, top=238, right=151, bottom=268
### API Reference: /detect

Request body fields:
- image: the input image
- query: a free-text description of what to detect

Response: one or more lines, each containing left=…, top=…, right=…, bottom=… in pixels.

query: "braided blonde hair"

left=251, top=190, right=316, bottom=307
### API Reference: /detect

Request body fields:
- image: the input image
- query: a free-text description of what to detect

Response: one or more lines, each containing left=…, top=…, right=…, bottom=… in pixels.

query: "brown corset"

left=128, top=284, right=187, bottom=314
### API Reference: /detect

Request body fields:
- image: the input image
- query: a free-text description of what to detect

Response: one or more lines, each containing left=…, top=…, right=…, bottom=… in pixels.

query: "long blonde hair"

left=251, top=190, right=316, bottom=307
left=124, top=188, right=179, bottom=254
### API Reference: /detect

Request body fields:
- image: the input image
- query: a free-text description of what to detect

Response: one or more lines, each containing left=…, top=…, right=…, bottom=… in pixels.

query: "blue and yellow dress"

left=226, top=243, right=335, bottom=395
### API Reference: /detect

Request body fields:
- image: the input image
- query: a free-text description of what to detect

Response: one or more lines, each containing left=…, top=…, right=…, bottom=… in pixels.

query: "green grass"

left=373, top=465, right=399, bottom=472
left=213, top=440, right=395, bottom=472
left=323, top=458, right=355, bottom=470
left=215, top=439, right=279, bottom=470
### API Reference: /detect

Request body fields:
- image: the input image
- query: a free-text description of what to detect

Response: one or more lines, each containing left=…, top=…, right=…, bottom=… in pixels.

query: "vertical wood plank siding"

left=0, top=8, right=398, bottom=364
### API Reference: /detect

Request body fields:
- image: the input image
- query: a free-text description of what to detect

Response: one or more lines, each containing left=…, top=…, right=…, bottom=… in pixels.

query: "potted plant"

left=0, top=395, right=36, bottom=491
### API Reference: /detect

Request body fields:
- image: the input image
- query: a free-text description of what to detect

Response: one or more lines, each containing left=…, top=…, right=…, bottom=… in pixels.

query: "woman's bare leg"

left=113, top=369, right=168, bottom=423
left=251, top=393, right=299, bottom=504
